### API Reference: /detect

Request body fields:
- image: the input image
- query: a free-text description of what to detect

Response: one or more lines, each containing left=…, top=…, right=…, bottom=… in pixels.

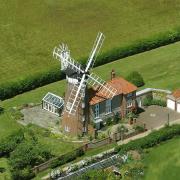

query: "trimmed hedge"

left=0, top=68, right=65, bottom=100
left=115, top=124, right=180, bottom=154
left=1, top=27, right=180, bottom=100
left=50, top=147, right=84, bottom=169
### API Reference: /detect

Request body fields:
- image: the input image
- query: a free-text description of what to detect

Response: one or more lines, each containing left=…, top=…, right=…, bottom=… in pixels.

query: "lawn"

left=1, top=0, right=180, bottom=86
left=143, top=137, right=180, bottom=180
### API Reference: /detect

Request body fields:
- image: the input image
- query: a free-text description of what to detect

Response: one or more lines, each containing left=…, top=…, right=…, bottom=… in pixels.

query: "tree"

left=9, top=140, right=52, bottom=179
left=126, top=71, right=145, bottom=87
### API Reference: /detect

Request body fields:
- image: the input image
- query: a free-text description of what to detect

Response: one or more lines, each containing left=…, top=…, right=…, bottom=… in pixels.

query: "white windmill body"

left=53, top=32, right=117, bottom=135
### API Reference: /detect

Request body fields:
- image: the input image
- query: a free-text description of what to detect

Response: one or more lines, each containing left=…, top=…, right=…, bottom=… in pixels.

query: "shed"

left=167, top=89, right=180, bottom=113
left=42, top=92, right=64, bottom=116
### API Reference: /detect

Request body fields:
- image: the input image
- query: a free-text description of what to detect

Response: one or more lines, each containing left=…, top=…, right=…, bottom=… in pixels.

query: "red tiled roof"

left=172, top=89, right=180, bottom=99
left=89, top=77, right=137, bottom=105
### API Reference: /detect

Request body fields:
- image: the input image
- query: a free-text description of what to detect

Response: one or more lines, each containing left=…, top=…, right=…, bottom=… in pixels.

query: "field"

left=143, top=137, right=180, bottom=180
left=0, top=39, right=180, bottom=179
left=1, top=0, right=180, bottom=86
left=1, top=41, right=180, bottom=138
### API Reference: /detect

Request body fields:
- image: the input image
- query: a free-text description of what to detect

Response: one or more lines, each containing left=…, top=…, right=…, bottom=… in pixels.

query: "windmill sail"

left=87, top=73, right=117, bottom=98
left=86, top=32, right=105, bottom=71
left=53, top=32, right=117, bottom=115
left=53, top=44, right=83, bottom=74
left=65, top=74, right=86, bottom=114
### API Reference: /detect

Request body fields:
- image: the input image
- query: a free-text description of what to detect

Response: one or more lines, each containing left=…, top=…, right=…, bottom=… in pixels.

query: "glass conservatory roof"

left=43, top=92, right=64, bottom=108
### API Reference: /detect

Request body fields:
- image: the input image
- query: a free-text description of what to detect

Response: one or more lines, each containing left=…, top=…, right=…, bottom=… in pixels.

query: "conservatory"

left=42, top=92, right=64, bottom=116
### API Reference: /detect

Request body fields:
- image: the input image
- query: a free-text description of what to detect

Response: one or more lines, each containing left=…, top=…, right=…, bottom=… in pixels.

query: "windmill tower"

left=53, top=32, right=117, bottom=136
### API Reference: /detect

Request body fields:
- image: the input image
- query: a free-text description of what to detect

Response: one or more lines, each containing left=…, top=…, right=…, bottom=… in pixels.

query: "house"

left=167, top=89, right=180, bottom=113
left=89, top=70, right=137, bottom=129
left=62, top=70, right=137, bottom=136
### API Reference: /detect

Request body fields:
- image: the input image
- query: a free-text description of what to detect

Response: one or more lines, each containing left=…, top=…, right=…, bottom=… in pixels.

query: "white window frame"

left=127, top=100, right=133, bottom=108
left=65, top=125, right=70, bottom=132
left=94, top=103, right=99, bottom=119
left=106, top=99, right=112, bottom=114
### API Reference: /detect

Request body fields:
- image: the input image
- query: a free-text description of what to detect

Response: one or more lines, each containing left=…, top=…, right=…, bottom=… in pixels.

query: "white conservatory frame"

left=42, top=92, right=64, bottom=116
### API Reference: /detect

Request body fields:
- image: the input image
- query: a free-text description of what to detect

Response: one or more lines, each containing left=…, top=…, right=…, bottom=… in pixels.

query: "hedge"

left=50, top=147, right=84, bottom=169
left=0, top=68, right=65, bottom=100
left=115, top=124, right=180, bottom=154
left=1, top=27, right=180, bottom=100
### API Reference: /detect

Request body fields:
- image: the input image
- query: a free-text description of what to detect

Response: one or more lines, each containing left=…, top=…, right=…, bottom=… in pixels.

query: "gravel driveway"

left=136, top=105, right=180, bottom=130
left=21, top=105, right=60, bottom=129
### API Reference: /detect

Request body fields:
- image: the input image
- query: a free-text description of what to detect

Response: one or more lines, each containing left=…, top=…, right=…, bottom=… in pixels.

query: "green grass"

left=1, top=0, right=180, bottom=85
left=143, top=137, right=180, bottom=180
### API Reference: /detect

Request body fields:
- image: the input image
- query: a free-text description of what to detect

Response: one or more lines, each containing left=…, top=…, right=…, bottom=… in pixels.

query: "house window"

left=127, top=93, right=133, bottom=98
left=94, top=104, right=99, bottom=118
left=106, top=99, right=112, bottom=114
left=127, top=100, right=133, bottom=108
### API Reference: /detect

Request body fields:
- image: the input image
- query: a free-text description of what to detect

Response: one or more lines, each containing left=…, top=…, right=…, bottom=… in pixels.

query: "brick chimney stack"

left=111, top=69, right=116, bottom=80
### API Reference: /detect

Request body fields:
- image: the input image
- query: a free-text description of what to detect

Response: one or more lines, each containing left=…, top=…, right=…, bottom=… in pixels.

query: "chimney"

left=111, top=69, right=116, bottom=80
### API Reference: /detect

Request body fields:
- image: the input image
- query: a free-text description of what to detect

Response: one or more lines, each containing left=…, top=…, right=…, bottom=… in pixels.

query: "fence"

left=32, top=130, right=144, bottom=174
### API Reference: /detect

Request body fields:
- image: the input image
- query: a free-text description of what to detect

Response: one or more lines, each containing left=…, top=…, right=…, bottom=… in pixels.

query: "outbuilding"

left=42, top=92, right=64, bottom=116
left=167, top=89, right=180, bottom=113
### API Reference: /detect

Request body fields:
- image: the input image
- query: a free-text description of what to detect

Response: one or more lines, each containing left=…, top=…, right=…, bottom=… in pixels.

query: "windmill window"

left=94, top=103, right=99, bottom=118
left=106, top=99, right=112, bottom=114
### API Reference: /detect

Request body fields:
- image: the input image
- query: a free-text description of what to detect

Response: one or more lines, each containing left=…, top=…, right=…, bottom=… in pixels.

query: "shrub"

left=114, top=112, right=121, bottom=124
left=143, top=96, right=166, bottom=107
left=11, top=167, right=35, bottom=180
left=0, top=129, right=24, bottom=157
left=134, top=125, right=144, bottom=133
left=106, top=117, right=113, bottom=126
left=9, top=141, right=52, bottom=180
left=126, top=71, right=145, bottom=87
left=115, top=124, right=180, bottom=154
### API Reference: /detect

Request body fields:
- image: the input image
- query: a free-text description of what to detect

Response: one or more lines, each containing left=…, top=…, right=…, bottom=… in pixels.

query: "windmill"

left=53, top=32, right=117, bottom=135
